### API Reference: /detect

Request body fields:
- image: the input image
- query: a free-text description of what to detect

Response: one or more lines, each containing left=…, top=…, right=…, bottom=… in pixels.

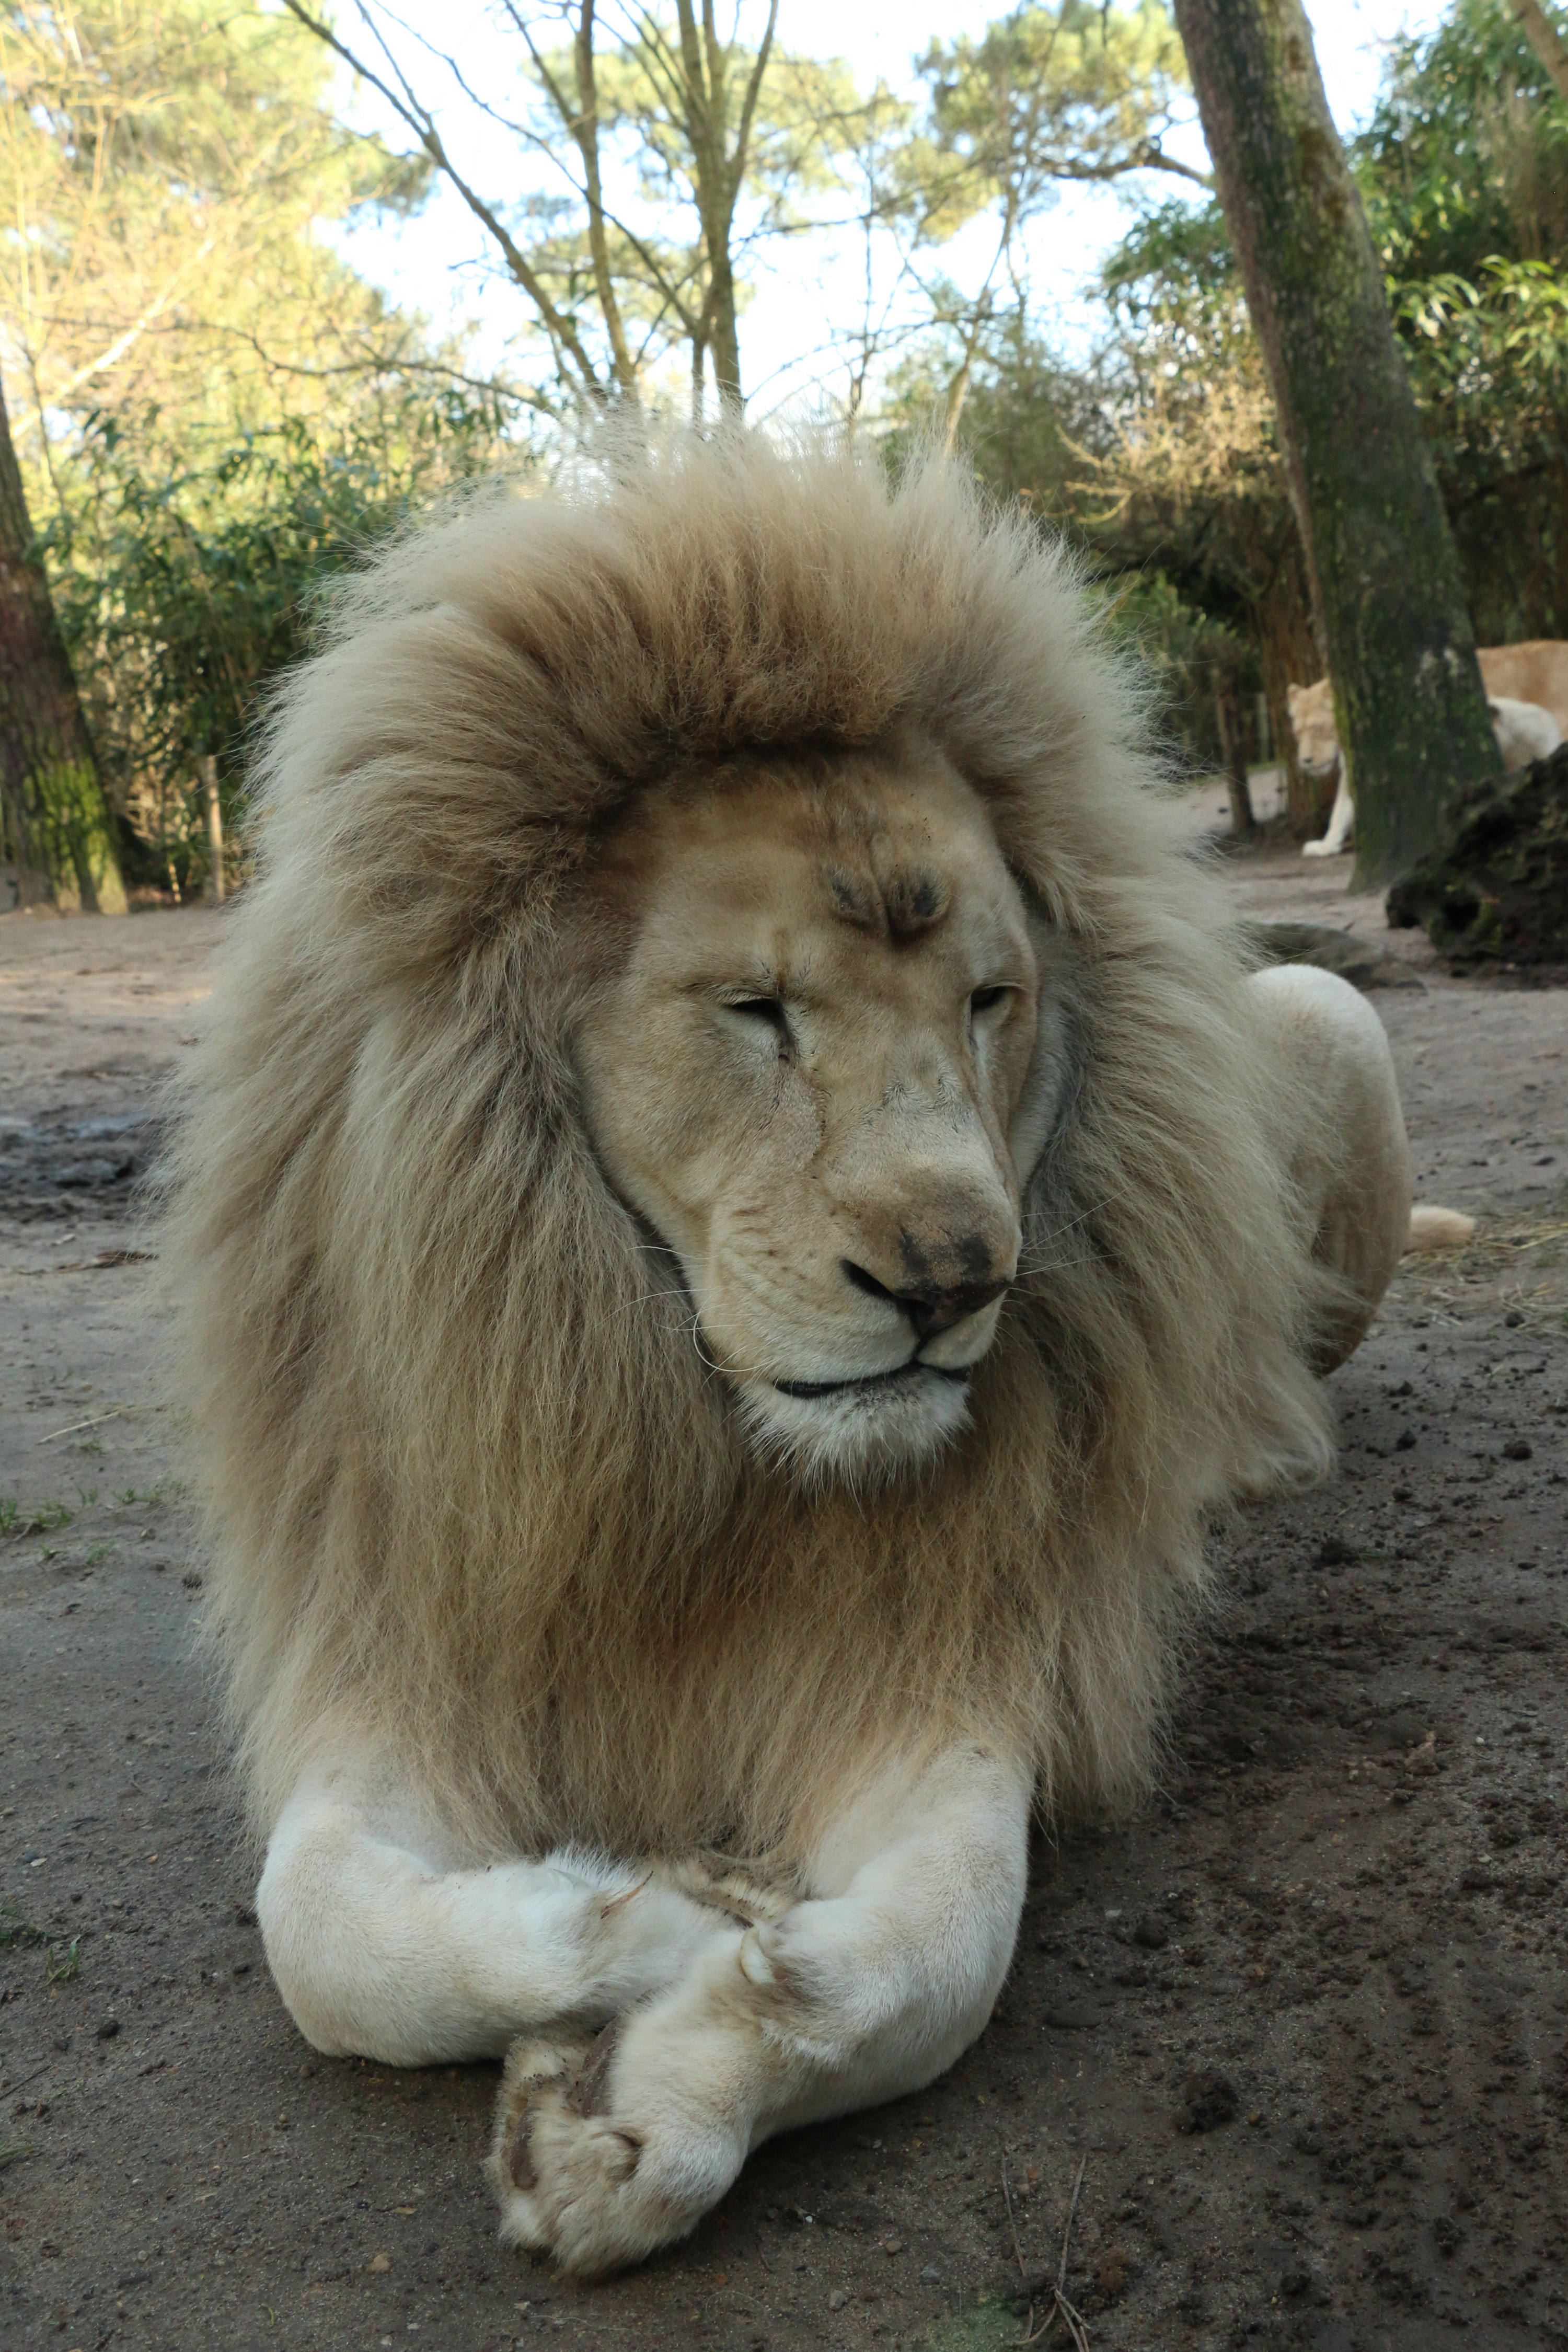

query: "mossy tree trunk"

left=0, top=377, right=125, bottom=913
left=1252, top=527, right=1327, bottom=837
left=1214, top=661, right=1257, bottom=837
left=1172, top=0, right=1500, bottom=886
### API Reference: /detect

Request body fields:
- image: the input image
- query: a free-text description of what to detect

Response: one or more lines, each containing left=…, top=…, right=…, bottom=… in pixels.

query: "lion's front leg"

left=487, top=1743, right=1030, bottom=2277
left=1301, top=767, right=1354, bottom=855
left=255, top=1763, right=751, bottom=2067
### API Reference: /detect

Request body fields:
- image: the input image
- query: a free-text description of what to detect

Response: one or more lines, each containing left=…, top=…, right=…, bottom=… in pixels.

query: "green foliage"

left=1355, top=0, right=1568, bottom=645
left=890, top=0, right=1568, bottom=797
left=45, top=1934, right=82, bottom=1984
left=1, top=0, right=428, bottom=448
left=0, top=1901, right=47, bottom=1949
left=881, top=252, right=1281, bottom=771
left=42, top=385, right=518, bottom=893
left=911, top=0, right=1194, bottom=240
left=3, top=0, right=497, bottom=894
left=1358, top=0, right=1568, bottom=278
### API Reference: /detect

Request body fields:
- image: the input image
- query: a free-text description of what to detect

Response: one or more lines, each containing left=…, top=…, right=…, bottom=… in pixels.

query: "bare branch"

left=278, top=0, right=606, bottom=400
left=571, top=2, right=638, bottom=393
left=727, top=0, right=778, bottom=208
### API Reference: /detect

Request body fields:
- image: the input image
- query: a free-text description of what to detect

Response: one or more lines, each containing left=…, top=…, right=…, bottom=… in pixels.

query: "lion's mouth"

left=772, top=1362, right=971, bottom=1401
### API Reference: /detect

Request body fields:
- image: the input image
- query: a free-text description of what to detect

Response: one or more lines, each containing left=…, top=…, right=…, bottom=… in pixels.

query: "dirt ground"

left=2, top=806, right=1565, bottom=2352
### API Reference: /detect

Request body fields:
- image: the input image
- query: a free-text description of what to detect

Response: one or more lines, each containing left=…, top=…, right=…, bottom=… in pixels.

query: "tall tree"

left=870, top=2, right=1208, bottom=442
left=1171, top=0, right=1499, bottom=883
left=280, top=0, right=849, bottom=416
left=0, top=0, right=429, bottom=458
left=1507, top=0, right=1568, bottom=103
left=1, top=0, right=473, bottom=898
left=0, top=375, right=123, bottom=911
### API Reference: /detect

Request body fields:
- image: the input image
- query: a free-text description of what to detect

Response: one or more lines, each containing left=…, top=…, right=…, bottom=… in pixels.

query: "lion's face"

left=1285, top=681, right=1339, bottom=778
left=573, top=747, right=1071, bottom=1484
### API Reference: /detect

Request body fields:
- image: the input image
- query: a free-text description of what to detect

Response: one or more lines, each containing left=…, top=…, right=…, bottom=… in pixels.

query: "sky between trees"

left=325, top=0, right=1449, bottom=416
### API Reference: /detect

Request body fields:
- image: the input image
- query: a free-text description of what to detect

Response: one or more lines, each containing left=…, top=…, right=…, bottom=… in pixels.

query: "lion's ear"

left=1285, top=684, right=1305, bottom=714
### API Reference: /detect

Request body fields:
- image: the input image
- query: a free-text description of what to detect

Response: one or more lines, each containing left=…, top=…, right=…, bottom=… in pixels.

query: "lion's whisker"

left=610, top=1283, right=694, bottom=1318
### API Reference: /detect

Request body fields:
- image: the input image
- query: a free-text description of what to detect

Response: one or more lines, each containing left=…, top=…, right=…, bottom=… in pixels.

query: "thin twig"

left=37, top=1406, right=136, bottom=1445
left=1058, top=2153, right=1087, bottom=2295
left=1001, top=2165, right=1033, bottom=2338
left=1, top=2060, right=54, bottom=2098
left=1011, top=2151, right=1091, bottom=2349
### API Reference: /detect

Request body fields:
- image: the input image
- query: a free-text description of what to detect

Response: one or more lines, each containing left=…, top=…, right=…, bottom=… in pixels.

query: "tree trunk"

left=199, top=753, right=225, bottom=905
left=1508, top=0, right=1568, bottom=107
left=0, top=379, right=125, bottom=913
left=1215, top=664, right=1257, bottom=836
left=707, top=246, right=743, bottom=413
left=1172, top=0, right=1500, bottom=886
left=1251, top=528, right=1325, bottom=838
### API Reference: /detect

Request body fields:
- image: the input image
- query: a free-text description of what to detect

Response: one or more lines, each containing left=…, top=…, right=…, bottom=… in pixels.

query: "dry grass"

left=1396, top=1208, right=1568, bottom=1331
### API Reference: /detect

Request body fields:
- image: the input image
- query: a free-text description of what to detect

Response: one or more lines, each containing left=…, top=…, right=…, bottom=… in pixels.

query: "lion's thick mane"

left=168, top=432, right=1331, bottom=1867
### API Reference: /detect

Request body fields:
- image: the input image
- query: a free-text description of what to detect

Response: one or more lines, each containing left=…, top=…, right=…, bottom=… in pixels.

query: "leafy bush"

left=42, top=385, right=518, bottom=895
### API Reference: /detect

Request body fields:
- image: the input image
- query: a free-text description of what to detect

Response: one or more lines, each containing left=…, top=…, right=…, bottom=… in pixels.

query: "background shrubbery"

left=39, top=387, right=517, bottom=896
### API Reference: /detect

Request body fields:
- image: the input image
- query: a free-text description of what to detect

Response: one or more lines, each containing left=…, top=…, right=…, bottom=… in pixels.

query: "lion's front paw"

left=659, top=1852, right=798, bottom=1929
left=487, top=2017, right=742, bottom=2277
left=487, top=2031, right=597, bottom=2251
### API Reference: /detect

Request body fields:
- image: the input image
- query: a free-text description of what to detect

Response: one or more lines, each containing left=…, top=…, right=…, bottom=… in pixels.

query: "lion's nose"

left=841, top=1259, right=1010, bottom=1339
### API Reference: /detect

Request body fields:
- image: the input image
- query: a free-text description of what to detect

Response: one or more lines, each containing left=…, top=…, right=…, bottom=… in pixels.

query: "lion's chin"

left=735, top=1363, right=974, bottom=1491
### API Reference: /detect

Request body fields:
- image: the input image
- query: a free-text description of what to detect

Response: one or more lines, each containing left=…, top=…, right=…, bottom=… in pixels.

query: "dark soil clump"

left=1386, top=743, right=1568, bottom=967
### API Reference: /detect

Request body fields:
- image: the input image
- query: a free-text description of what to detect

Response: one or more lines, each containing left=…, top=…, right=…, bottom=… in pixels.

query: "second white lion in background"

left=1287, top=641, right=1568, bottom=857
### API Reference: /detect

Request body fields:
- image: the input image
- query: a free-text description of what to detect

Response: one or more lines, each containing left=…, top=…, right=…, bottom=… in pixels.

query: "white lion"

left=167, top=432, right=1467, bottom=2278
left=1290, top=646, right=1568, bottom=857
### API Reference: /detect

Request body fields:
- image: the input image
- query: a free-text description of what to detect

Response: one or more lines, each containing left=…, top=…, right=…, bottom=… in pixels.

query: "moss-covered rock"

left=1385, top=745, right=1568, bottom=966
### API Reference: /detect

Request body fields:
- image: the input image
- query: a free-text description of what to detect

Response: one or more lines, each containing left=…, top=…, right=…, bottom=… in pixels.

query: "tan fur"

left=1478, top=641, right=1568, bottom=729
left=165, top=431, right=1339, bottom=1881
left=1405, top=1204, right=1476, bottom=1253
left=1287, top=647, right=1568, bottom=778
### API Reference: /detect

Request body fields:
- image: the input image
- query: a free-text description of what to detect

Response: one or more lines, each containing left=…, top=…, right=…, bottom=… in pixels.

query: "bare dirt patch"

left=2, top=844, right=1565, bottom=2352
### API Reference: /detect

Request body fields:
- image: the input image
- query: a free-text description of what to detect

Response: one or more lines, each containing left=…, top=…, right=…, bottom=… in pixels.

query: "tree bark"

left=571, top=0, right=640, bottom=400
left=1172, top=0, right=1500, bottom=885
left=673, top=0, right=776, bottom=414
left=1215, top=664, right=1257, bottom=836
left=1508, top=0, right=1568, bottom=107
left=0, top=379, right=125, bottom=912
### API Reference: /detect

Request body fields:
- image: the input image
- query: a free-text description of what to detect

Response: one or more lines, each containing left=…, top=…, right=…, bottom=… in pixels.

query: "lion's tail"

left=1404, top=1204, right=1477, bottom=1254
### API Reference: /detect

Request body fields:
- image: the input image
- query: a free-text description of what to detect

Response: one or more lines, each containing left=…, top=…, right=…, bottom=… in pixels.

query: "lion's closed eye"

left=719, top=994, right=794, bottom=1059
left=725, top=995, right=788, bottom=1029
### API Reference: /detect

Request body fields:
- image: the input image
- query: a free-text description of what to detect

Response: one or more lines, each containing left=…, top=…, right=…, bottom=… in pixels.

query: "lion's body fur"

left=167, top=433, right=1334, bottom=1876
